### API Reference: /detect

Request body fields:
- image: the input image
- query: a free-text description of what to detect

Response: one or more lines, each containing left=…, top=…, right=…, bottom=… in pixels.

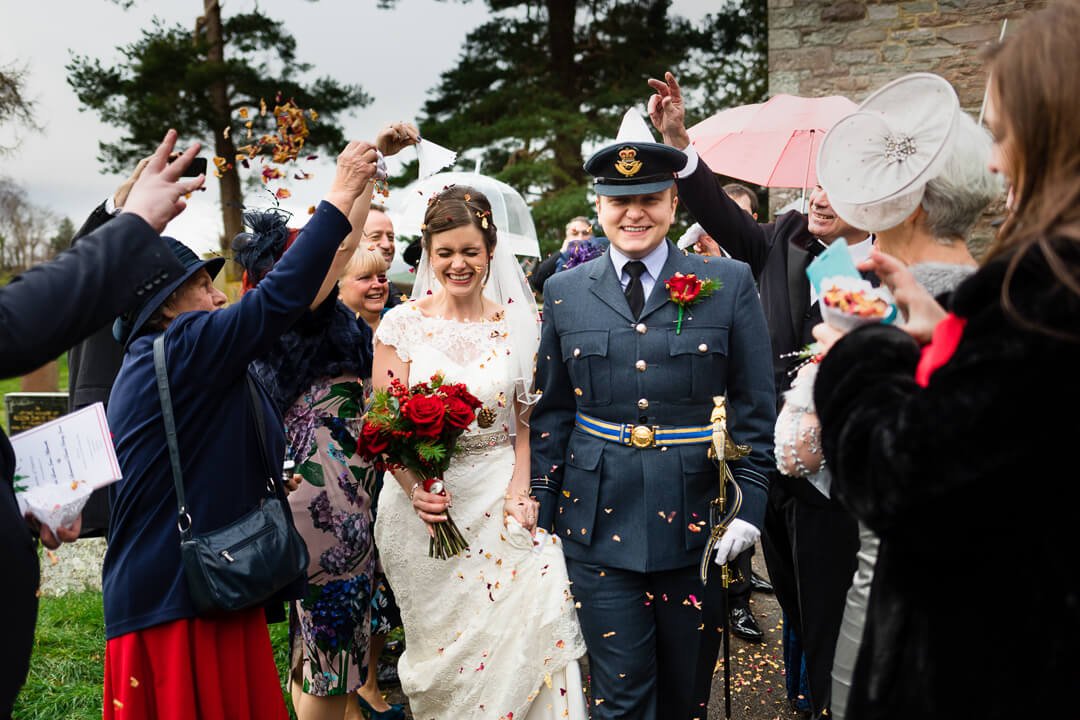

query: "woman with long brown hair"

left=809, top=3, right=1080, bottom=719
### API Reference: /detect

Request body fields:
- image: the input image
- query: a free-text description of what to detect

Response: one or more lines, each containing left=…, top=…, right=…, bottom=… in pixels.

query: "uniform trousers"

left=567, top=558, right=725, bottom=720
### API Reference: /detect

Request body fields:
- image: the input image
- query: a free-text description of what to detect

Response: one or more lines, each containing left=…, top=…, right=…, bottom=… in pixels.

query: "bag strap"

left=153, top=335, right=282, bottom=541
left=153, top=334, right=193, bottom=539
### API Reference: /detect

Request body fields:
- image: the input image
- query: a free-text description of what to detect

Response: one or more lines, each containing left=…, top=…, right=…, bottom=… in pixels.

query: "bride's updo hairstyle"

left=421, top=185, right=498, bottom=254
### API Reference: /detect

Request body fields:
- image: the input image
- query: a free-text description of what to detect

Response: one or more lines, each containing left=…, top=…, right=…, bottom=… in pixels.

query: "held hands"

left=811, top=249, right=949, bottom=356
left=694, top=235, right=723, bottom=257
left=503, top=488, right=540, bottom=536
left=326, top=140, right=380, bottom=215
left=121, top=129, right=206, bottom=233
left=411, top=481, right=452, bottom=539
left=25, top=512, right=82, bottom=550
left=647, top=71, right=691, bottom=150
left=712, top=518, right=760, bottom=566
left=376, top=121, right=420, bottom=157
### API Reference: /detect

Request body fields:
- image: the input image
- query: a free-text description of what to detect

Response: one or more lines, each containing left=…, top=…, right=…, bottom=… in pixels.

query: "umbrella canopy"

left=386, top=171, right=541, bottom=258
left=687, top=94, right=858, bottom=189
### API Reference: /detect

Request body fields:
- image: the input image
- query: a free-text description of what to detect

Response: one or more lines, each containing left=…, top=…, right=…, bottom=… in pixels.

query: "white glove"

left=712, top=518, right=760, bottom=566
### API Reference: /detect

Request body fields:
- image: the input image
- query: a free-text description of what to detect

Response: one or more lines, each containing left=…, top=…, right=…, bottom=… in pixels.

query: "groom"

left=530, top=111, right=777, bottom=720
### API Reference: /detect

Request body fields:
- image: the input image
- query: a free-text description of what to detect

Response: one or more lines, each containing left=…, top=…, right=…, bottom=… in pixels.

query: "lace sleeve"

left=775, top=364, right=827, bottom=481
left=374, top=303, right=416, bottom=363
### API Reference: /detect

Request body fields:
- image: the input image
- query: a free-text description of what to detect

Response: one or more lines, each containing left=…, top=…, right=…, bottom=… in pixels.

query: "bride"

left=371, top=185, right=587, bottom=720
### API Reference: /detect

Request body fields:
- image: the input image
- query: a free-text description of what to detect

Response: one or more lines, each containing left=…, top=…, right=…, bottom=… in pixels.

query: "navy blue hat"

left=112, top=237, right=226, bottom=346
left=584, top=109, right=687, bottom=197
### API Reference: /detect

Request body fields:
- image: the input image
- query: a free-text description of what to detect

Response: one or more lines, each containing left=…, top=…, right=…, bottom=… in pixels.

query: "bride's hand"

left=503, top=489, right=539, bottom=535
left=411, top=483, right=451, bottom=538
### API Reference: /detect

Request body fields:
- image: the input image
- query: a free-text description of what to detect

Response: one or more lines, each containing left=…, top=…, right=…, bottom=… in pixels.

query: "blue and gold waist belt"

left=575, top=411, right=712, bottom=449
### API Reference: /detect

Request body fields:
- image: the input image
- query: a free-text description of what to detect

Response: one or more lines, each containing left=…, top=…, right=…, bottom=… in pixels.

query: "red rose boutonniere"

left=665, top=272, right=719, bottom=334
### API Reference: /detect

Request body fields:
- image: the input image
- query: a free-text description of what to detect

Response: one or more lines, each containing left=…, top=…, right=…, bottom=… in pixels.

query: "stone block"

left=769, top=71, right=806, bottom=96
left=892, top=27, right=938, bottom=45
left=868, top=4, right=900, bottom=20
left=822, top=1, right=866, bottom=22
left=847, top=26, right=888, bottom=44
left=772, top=28, right=802, bottom=49
left=770, top=6, right=823, bottom=28
left=917, top=11, right=965, bottom=27
left=803, top=25, right=849, bottom=46
left=769, top=0, right=796, bottom=7
left=771, top=46, right=834, bottom=72
left=908, top=44, right=961, bottom=62
left=882, top=43, right=909, bottom=62
left=939, top=22, right=1001, bottom=45
left=834, top=48, right=880, bottom=65
left=899, top=0, right=936, bottom=13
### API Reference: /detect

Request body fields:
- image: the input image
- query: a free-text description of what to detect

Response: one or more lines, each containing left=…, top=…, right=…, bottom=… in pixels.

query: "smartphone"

left=180, top=156, right=208, bottom=177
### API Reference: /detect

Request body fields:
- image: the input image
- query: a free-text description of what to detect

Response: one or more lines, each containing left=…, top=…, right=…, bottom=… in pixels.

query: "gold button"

left=635, top=323, right=647, bottom=334
left=635, top=360, right=647, bottom=372
left=573, top=348, right=581, bottom=358
left=637, top=398, right=649, bottom=410
left=698, top=343, right=708, bottom=352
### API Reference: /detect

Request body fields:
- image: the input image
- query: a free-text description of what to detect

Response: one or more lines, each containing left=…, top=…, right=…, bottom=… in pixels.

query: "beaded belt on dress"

left=457, top=430, right=511, bottom=455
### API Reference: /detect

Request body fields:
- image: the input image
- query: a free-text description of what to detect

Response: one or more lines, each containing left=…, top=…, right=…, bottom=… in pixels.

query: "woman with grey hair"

left=774, top=74, right=1001, bottom=720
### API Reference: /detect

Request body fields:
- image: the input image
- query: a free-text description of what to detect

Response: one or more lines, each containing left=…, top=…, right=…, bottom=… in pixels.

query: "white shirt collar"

left=609, top=240, right=669, bottom=283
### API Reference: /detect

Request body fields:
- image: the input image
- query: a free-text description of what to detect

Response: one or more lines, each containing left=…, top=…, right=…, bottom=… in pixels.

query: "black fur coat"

left=814, top=237, right=1080, bottom=720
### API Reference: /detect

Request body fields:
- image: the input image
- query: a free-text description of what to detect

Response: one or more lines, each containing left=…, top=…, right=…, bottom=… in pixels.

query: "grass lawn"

left=15, top=591, right=297, bottom=719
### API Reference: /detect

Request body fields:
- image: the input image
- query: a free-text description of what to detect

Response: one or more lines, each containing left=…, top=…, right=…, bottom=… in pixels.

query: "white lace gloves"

left=712, top=518, right=761, bottom=566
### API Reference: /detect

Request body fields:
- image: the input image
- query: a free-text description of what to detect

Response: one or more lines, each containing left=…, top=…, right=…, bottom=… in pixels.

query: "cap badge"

left=615, top=146, right=643, bottom=177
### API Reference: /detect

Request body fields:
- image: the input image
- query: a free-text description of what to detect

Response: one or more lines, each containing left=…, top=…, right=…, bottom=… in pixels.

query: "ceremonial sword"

left=700, top=396, right=750, bottom=719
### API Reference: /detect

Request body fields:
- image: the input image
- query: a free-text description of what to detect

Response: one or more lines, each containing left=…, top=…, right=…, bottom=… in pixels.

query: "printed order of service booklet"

left=11, top=402, right=121, bottom=532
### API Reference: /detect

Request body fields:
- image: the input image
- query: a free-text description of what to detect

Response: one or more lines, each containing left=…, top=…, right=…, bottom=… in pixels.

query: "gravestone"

left=5, top=392, right=68, bottom=434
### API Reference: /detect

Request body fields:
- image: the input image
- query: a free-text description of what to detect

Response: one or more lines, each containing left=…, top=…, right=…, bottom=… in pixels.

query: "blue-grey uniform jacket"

left=530, top=240, right=776, bottom=573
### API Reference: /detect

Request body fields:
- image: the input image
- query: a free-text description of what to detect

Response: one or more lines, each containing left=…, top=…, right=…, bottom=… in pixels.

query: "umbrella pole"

left=800, top=129, right=815, bottom=212
left=978, top=19, right=1009, bottom=126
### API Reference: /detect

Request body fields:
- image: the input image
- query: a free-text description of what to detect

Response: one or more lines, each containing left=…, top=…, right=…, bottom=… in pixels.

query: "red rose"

left=358, top=420, right=390, bottom=459
left=666, top=272, right=703, bottom=304
left=442, top=383, right=482, bottom=409
left=445, top=396, right=477, bottom=430
left=403, top=394, right=446, bottom=438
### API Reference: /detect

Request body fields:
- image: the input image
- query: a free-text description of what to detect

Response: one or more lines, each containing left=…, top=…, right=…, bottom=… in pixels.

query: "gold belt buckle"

left=630, top=425, right=655, bottom=448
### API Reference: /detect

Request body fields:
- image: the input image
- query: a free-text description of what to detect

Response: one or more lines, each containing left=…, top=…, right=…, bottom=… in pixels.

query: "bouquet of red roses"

left=358, top=373, right=482, bottom=559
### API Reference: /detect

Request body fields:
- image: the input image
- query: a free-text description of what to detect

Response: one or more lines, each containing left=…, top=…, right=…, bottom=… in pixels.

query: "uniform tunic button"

left=698, top=343, right=708, bottom=353
left=635, top=323, right=647, bottom=334
left=635, top=360, right=647, bottom=372
left=637, top=398, right=649, bottom=410
left=573, top=348, right=581, bottom=358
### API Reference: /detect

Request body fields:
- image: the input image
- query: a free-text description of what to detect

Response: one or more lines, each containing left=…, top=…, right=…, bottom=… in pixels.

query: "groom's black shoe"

left=730, top=605, right=765, bottom=643
left=750, top=570, right=774, bottom=594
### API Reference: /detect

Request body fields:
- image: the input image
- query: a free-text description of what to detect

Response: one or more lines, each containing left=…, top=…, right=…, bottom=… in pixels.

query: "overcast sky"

left=1, top=0, right=712, bottom=256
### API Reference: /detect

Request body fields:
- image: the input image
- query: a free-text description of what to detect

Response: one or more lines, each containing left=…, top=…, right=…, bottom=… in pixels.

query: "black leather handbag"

left=153, top=335, right=309, bottom=615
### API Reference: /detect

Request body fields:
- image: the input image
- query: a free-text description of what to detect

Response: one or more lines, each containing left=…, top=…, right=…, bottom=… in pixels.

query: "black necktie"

left=624, top=260, right=646, bottom=319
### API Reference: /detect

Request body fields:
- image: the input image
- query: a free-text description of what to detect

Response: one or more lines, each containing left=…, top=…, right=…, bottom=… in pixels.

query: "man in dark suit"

left=67, top=157, right=157, bottom=537
left=649, top=72, right=871, bottom=719
left=0, top=130, right=200, bottom=717
left=530, top=111, right=777, bottom=720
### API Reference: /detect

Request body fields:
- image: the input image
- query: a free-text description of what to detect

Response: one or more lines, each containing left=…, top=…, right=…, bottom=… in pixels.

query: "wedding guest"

left=363, top=204, right=403, bottom=309
left=0, top=129, right=195, bottom=719
left=528, top=215, right=606, bottom=293
left=67, top=154, right=168, bottom=538
left=650, top=71, right=869, bottom=718
left=102, top=140, right=379, bottom=720
left=371, top=185, right=588, bottom=719
left=335, top=247, right=407, bottom=719
left=237, top=124, right=416, bottom=720
left=778, top=75, right=1000, bottom=720
left=812, top=6, right=1080, bottom=717
left=531, top=111, right=776, bottom=719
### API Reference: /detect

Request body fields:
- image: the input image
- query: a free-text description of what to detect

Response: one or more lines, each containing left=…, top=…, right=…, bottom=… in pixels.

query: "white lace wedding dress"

left=374, top=302, right=588, bottom=720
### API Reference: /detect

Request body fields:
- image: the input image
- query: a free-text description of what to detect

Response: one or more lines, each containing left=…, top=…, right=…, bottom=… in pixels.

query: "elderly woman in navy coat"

left=102, top=140, right=381, bottom=720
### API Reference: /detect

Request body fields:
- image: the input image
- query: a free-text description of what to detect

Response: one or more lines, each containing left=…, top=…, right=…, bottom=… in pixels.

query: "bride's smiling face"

left=429, top=224, right=492, bottom=298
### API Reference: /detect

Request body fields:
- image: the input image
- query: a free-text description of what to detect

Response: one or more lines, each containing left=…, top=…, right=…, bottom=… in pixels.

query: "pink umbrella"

left=687, top=94, right=858, bottom=192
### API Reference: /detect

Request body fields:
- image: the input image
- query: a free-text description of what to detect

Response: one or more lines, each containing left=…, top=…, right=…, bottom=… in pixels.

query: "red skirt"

left=103, top=608, right=288, bottom=720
